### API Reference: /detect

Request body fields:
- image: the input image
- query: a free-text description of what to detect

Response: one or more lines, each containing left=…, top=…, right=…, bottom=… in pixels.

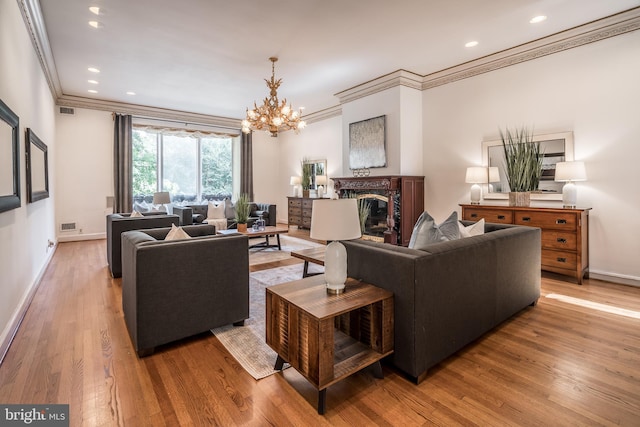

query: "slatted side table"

left=266, top=275, right=394, bottom=414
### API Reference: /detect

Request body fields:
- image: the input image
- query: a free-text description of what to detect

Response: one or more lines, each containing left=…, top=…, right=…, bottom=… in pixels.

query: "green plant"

left=500, top=127, right=543, bottom=192
left=301, top=159, right=312, bottom=191
left=234, top=193, right=250, bottom=224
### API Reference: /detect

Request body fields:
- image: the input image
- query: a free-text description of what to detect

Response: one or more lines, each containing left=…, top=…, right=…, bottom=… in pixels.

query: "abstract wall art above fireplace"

left=349, top=115, right=386, bottom=170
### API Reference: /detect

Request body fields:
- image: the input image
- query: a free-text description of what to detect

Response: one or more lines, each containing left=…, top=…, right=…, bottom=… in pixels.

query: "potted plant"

left=500, top=127, right=543, bottom=206
left=301, top=159, right=312, bottom=198
left=234, top=193, right=250, bottom=232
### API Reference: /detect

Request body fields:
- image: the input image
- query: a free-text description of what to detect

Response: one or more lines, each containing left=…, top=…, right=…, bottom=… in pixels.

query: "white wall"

left=422, top=30, right=640, bottom=283
left=0, top=0, right=57, bottom=350
left=56, top=108, right=113, bottom=240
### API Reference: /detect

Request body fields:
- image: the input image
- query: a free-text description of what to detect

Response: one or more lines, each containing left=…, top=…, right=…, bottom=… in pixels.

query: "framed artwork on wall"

left=0, top=98, right=21, bottom=214
left=349, top=115, right=386, bottom=169
left=26, top=128, right=50, bottom=203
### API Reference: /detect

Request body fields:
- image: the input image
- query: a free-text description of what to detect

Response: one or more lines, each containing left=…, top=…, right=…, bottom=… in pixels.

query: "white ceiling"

left=38, top=0, right=640, bottom=121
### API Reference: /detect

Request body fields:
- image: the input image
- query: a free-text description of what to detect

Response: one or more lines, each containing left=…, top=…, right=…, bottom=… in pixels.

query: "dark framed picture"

left=26, top=128, right=50, bottom=203
left=349, top=115, right=386, bottom=169
left=0, top=98, right=21, bottom=213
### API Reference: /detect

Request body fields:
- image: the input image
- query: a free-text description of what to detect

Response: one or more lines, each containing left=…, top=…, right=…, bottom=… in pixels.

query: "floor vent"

left=59, top=106, right=75, bottom=115
left=60, top=222, right=77, bottom=232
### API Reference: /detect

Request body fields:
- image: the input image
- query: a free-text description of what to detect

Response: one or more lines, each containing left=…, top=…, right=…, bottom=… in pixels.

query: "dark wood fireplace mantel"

left=332, top=175, right=424, bottom=246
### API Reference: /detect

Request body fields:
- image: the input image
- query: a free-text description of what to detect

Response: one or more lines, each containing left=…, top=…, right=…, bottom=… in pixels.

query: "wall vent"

left=60, top=222, right=77, bottom=232
left=59, top=107, right=75, bottom=115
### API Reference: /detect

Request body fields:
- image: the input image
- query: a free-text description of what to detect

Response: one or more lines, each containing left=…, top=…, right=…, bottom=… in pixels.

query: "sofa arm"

left=173, top=206, right=193, bottom=225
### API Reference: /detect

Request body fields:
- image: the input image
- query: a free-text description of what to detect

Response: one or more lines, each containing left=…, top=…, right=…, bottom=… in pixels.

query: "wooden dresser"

left=287, top=197, right=316, bottom=229
left=460, top=204, right=591, bottom=284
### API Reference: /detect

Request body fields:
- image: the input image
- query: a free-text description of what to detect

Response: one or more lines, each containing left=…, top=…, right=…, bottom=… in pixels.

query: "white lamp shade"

left=290, top=176, right=302, bottom=185
left=152, top=191, right=171, bottom=205
left=310, top=199, right=361, bottom=294
left=554, top=161, right=587, bottom=182
left=465, top=166, right=488, bottom=184
left=488, top=167, right=500, bottom=183
left=316, top=175, right=327, bottom=186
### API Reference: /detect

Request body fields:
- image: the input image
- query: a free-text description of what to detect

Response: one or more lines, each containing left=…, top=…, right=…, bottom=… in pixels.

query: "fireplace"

left=332, top=175, right=424, bottom=246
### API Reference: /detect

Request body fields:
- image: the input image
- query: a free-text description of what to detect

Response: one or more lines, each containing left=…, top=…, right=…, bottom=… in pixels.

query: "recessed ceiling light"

left=88, top=67, right=100, bottom=73
left=465, top=41, right=479, bottom=48
left=126, top=91, right=136, bottom=96
left=88, top=89, right=98, bottom=94
left=530, top=15, right=547, bottom=24
left=88, top=80, right=98, bottom=84
left=88, top=20, right=103, bottom=29
left=89, top=6, right=101, bottom=15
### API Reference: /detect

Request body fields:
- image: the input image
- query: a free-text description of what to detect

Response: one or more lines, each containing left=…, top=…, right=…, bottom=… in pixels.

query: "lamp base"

left=326, top=284, right=345, bottom=295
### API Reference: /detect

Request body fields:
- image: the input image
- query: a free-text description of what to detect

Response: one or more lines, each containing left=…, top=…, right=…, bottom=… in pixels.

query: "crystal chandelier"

left=241, top=57, right=306, bottom=137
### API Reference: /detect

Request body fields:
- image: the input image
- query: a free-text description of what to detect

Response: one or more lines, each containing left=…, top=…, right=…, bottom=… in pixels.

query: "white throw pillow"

left=458, top=218, right=485, bottom=238
left=224, top=198, right=236, bottom=219
left=133, top=201, right=149, bottom=213
left=165, top=224, right=191, bottom=241
left=207, top=200, right=226, bottom=219
left=130, top=210, right=143, bottom=218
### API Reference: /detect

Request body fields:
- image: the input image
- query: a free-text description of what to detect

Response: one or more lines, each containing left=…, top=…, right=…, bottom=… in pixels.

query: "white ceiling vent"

left=59, top=106, right=75, bottom=115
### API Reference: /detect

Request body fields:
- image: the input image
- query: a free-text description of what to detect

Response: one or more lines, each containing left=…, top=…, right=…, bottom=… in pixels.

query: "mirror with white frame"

left=482, top=131, right=574, bottom=201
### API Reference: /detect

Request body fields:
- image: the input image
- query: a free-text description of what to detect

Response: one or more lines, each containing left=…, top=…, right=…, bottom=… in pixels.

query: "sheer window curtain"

left=241, top=132, right=254, bottom=201
left=114, top=113, right=133, bottom=213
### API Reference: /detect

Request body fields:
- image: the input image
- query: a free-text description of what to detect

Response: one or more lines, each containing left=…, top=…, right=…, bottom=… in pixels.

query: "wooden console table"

left=266, top=275, right=394, bottom=414
left=460, top=204, right=591, bottom=284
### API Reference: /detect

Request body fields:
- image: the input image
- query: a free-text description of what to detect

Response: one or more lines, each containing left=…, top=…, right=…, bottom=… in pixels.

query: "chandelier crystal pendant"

left=241, top=57, right=306, bottom=137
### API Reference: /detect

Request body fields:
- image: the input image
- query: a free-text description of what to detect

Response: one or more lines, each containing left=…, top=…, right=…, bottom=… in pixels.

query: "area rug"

left=213, top=243, right=324, bottom=380
left=248, top=234, right=323, bottom=266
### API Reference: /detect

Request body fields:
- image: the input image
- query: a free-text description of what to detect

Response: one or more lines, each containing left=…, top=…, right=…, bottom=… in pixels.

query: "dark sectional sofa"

left=120, top=225, right=249, bottom=356
left=343, top=221, right=541, bottom=383
left=173, top=202, right=276, bottom=228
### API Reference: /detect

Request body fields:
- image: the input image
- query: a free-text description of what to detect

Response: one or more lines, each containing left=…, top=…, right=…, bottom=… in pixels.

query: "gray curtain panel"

left=241, top=132, right=254, bottom=201
left=114, top=113, right=133, bottom=213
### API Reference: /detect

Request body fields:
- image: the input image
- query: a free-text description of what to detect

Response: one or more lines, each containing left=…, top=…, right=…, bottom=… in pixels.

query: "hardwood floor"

left=1, top=229, right=639, bottom=426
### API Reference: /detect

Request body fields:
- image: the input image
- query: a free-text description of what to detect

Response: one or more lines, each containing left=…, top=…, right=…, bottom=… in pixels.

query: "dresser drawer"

left=288, top=199, right=302, bottom=208
left=542, top=249, right=578, bottom=270
left=288, top=216, right=302, bottom=225
left=515, top=211, right=577, bottom=230
left=463, top=208, right=513, bottom=223
left=542, top=230, right=577, bottom=250
left=288, top=207, right=301, bottom=216
left=302, top=217, right=312, bottom=228
left=302, top=199, right=313, bottom=209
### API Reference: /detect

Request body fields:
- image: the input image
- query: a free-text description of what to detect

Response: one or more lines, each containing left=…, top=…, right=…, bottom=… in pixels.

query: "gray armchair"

left=106, top=212, right=180, bottom=278
left=120, top=225, right=249, bottom=356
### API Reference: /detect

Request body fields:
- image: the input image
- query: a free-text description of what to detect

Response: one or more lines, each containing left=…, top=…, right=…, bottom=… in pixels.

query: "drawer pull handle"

left=497, top=215, right=505, bottom=220
left=470, top=213, right=478, bottom=218
left=557, top=238, right=567, bottom=244
left=522, top=217, right=531, bottom=222
left=556, top=219, right=567, bottom=224
left=557, top=257, right=567, bottom=263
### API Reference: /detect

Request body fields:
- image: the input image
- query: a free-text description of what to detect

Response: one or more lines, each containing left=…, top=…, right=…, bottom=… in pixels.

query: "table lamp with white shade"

left=488, top=167, right=500, bottom=193
left=465, top=167, right=488, bottom=204
left=316, top=175, right=327, bottom=198
left=152, top=191, right=171, bottom=211
left=554, top=161, right=587, bottom=208
left=310, top=198, right=362, bottom=294
left=290, top=176, right=301, bottom=197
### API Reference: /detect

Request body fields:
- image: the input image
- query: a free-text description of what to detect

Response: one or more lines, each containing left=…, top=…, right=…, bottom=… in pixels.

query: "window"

left=132, top=127, right=237, bottom=203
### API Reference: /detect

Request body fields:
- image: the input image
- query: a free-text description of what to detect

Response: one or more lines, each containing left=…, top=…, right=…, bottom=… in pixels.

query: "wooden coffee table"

left=217, top=225, right=288, bottom=250
left=290, top=247, right=325, bottom=277
left=266, top=275, right=394, bottom=414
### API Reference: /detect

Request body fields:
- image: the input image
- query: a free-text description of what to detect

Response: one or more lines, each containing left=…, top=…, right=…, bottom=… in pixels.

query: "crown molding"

left=303, top=105, right=342, bottom=124
left=57, top=95, right=241, bottom=129
left=334, top=69, right=423, bottom=105
left=18, top=0, right=62, bottom=99
left=422, top=7, right=640, bottom=90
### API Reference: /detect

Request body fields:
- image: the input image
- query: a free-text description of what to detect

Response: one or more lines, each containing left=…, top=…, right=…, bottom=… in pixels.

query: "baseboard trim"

left=0, top=243, right=58, bottom=366
left=57, top=232, right=106, bottom=242
left=589, top=270, right=640, bottom=288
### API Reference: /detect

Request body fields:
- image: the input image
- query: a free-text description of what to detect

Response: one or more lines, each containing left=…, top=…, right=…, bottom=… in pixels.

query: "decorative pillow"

left=130, top=210, right=144, bottom=218
left=133, top=201, right=149, bottom=213
left=224, top=198, right=236, bottom=219
left=458, top=218, right=485, bottom=238
left=207, top=200, right=226, bottom=219
left=165, top=224, right=191, bottom=241
left=408, top=211, right=460, bottom=250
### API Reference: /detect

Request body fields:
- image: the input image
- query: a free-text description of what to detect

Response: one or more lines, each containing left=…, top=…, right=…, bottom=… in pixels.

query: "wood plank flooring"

left=1, top=229, right=639, bottom=426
